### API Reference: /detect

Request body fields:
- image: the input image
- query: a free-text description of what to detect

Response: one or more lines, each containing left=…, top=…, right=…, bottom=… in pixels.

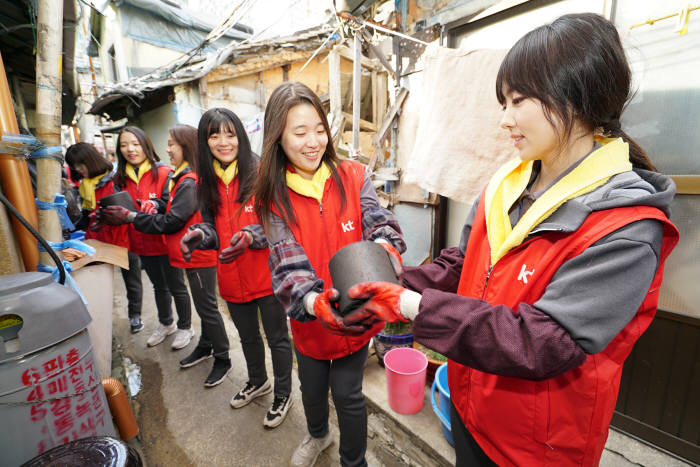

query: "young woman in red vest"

left=179, top=108, right=294, bottom=428
left=253, top=82, right=405, bottom=467
left=105, top=126, right=194, bottom=349
left=65, top=142, right=129, bottom=249
left=102, top=125, right=231, bottom=385
left=345, top=13, right=679, bottom=467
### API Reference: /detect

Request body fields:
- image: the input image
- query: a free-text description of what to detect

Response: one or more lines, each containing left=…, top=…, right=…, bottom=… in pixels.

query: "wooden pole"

left=11, top=75, right=29, bottom=131
left=352, top=34, right=361, bottom=159
left=328, top=47, right=343, bottom=145
left=35, top=0, right=64, bottom=266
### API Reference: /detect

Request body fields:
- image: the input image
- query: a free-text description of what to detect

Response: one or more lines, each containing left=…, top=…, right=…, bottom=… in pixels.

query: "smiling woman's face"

left=119, top=131, right=147, bottom=166
left=499, top=88, right=563, bottom=164
left=207, top=124, right=238, bottom=164
left=280, top=103, right=328, bottom=180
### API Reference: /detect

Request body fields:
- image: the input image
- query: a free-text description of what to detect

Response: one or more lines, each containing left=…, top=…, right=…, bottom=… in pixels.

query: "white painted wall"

left=135, top=104, right=178, bottom=165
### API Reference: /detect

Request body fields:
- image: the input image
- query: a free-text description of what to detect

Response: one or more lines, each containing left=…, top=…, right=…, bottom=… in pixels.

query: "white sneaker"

left=171, top=326, right=195, bottom=350
left=230, top=380, right=272, bottom=408
left=263, top=395, right=292, bottom=429
left=290, top=432, right=332, bottom=467
left=146, top=322, right=177, bottom=347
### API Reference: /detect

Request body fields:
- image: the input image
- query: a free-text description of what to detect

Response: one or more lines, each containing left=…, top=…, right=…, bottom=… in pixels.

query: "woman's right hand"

left=89, top=211, right=104, bottom=232
left=180, top=228, right=204, bottom=261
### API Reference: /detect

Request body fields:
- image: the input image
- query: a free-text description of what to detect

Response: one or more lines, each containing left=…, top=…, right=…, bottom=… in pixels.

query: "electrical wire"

left=0, top=192, right=66, bottom=285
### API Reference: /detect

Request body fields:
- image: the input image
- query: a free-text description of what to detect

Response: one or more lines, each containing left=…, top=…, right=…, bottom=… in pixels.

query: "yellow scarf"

left=484, top=137, right=632, bottom=265
left=79, top=171, right=109, bottom=210
left=213, top=159, right=238, bottom=186
left=126, top=160, right=152, bottom=184
left=286, top=162, right=332, bottom=203
left=169, top=161, right=190, bottom=192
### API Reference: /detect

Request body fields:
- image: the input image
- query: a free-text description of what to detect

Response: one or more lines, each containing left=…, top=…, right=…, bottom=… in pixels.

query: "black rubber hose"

left=0, top=191, right=66, bottom=284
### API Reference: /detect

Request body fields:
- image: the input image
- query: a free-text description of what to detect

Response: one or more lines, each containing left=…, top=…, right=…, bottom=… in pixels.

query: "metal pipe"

left=102, top=377, right=140, bottom=440
left=0, top=51, right=38, bottom=271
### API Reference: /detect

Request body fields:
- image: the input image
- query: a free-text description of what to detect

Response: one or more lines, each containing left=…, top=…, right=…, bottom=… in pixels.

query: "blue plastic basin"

left=430, top=363, right=453, bottom=446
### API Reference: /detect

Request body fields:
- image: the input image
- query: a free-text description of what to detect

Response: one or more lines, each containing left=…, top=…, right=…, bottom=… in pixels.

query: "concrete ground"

left=110, top=267, right=693, bottom=467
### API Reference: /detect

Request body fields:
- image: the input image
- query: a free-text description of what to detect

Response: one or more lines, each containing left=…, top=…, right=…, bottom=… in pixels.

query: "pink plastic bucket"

left=384, top=347, right=428, bottom=414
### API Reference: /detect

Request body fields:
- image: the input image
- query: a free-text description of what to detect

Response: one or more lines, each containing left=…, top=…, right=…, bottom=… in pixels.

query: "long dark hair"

left=195, top=108, right=256, bottom=216
left=169, top=124, right=198, bottom=169
left=114, top=126, right=162, bottom=188
left=496, top=13, right=656, bottom=171
left=254, top=81, right=346, bottom=231
left=65, top=142, right=113, bottom=179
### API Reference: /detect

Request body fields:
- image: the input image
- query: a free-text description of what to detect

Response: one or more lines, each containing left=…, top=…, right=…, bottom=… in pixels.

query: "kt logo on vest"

left=341, top=219, right=355, bottom=233
left=244, top=204, right=254, bottom=213
left=517, top=264, right=535, bottom=284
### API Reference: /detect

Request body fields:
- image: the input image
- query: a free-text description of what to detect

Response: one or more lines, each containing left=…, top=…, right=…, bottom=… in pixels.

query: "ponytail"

left=602, top=119, right=657, bottom=171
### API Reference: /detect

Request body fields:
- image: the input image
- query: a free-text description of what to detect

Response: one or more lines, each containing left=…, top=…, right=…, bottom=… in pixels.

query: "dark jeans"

left=185, top=267, right=230, bottom=359
left=139, top=254, right=191, bottom=329
left=120, top=251, right=142, bottom=319
left=451, top=401, right=497, bottom=467
left=226, top=294, right=292, bottom=397
left=295, top=344, right=369, bottom=467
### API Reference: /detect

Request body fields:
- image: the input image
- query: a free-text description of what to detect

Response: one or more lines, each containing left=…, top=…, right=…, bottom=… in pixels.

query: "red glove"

left=312, top=289, right=371, bottom=335
left=180, top=229, right=204, bottom=262
left=219, top=231, right=252, bottom=264
left=347, top=281, right=409, bottom=323
left=101, top=205, right=135, bottom=225
left=377, top=241, right=403, bottom=277
left=139, top=199, right=158, bottom=214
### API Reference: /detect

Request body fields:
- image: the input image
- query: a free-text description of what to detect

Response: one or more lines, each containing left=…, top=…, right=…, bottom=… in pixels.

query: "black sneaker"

left=204, top=358, right=232, bottom=387
left=179, top=347, right=213, bottom=368
left=130, top=316, right=144, bottom=333
left=263, top=395, right=292, bottom=428
left=230, top=379, right=272, bottom=408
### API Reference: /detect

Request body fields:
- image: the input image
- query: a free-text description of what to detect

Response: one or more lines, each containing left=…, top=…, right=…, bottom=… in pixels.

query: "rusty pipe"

left=102, top=377, right=140, bottom=440
left=0, top=51, right=38, bottom=271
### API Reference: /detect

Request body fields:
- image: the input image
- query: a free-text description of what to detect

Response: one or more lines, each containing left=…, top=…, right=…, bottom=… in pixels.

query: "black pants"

left=120, top=251, right=142, bottom=319
left=185, top=267, right=230, bottom=359
left=451, top=401, right=497, bottom=467
left=139, top=254, right=191, bottom=329
left=226, top=295, right=292, bottom=397
left=295, top=344, right=369, bottom=467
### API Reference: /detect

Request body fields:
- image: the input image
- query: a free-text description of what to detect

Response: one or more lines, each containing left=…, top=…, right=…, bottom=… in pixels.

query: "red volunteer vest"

left=214, top=176, right=272, bottom=303
left=286, top=160, right=384, bottom=360
left=123, top=165, right=171, bottom=256
left=450, top=198, right=679, bottom=466
left=166, top=172, right=217, bottom=269
left=85, top=180, right=129, bottom=249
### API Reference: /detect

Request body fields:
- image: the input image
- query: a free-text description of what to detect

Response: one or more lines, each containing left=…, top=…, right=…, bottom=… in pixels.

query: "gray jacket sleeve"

left=534, top=218, right=663, bottom=353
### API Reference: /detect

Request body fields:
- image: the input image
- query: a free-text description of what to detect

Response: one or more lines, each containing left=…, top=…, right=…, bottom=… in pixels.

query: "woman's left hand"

left=219, top=231, right=252, bottom=263
left=139, top=199, right=158, bottom=214
left=312, top=289, right=374, bottom=335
